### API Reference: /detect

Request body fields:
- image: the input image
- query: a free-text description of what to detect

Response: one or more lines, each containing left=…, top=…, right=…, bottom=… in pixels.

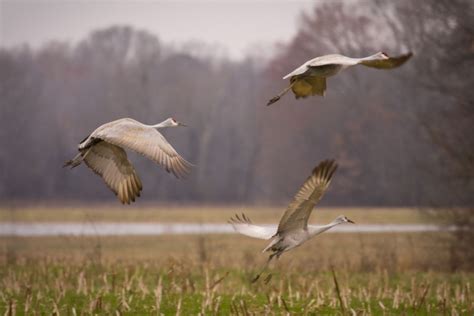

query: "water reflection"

left=0, top=223, right=451, bottom=236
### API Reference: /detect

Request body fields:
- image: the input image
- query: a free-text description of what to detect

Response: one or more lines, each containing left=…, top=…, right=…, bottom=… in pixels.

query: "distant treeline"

left=1, top=0, right=472, bottom=206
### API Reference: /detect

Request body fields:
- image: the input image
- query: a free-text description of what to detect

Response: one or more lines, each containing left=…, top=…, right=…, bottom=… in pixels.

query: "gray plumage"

left=267, top=52, right=413, bottom=105
left=64, top=117, right=192, bottom=204
left=229, top=160, right=354, bottom=281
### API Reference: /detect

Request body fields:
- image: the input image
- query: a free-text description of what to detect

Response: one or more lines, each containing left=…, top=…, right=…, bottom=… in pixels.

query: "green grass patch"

left=1, top=259, right=472, bottom=315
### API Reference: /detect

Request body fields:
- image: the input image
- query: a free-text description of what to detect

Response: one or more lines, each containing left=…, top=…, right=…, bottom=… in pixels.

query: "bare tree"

left=390, top=0, right=474, bottom=270
left=0, top=1, right=472, bottom=223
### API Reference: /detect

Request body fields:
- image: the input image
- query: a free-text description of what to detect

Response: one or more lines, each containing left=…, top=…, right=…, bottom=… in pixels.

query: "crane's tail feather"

left=262, top=237, right=279, bottom=253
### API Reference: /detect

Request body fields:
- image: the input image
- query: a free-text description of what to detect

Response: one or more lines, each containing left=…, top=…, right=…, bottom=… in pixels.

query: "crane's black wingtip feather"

left=312, top=159, right=338, bottom=180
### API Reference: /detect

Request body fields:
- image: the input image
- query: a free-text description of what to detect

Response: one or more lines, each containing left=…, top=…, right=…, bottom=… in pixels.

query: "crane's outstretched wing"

left=291, top=77, right=326, bottom=98
left=83, top=142, right=142, bottom=204
left=92, top=119, right=192, bottom=179
left=229, top=213, right=276, bottom=240
left=277, top=160, right=338, bottom=235
left=283, top=54, right=352, bottom=79
left=283, top=64, right=309, bottom=80
left=360, top=52, right=413, bottom=69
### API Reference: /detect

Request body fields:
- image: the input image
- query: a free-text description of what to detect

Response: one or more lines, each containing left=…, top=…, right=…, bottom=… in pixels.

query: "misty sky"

left=0, top=0, right=315, bottom=60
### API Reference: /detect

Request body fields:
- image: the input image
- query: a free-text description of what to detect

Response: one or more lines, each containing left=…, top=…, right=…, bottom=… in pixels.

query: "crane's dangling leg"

left=264, top=273, right=273, bottom=284
left=63, top=148, right=92, bottom=168
left=63, top=153, right=83, bottom=168
left=251, top=252, right=278, bottom=283
left=267, top=82, right=296, bottom=106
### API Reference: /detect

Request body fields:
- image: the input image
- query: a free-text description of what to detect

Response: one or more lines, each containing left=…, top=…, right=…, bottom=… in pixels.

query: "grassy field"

left=1, top=258, right=472, bottom=315
left=0, top=205, right=430, bottom=224
left=0, top=206, right=471, bottom=314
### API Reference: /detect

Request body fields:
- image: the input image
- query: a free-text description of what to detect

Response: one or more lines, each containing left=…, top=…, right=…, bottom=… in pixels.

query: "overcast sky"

left=0, top=0, right=316, bottom=60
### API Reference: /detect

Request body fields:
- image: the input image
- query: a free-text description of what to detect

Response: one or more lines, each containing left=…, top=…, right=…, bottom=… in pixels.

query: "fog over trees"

left=1, top=0, right=472, bottom=207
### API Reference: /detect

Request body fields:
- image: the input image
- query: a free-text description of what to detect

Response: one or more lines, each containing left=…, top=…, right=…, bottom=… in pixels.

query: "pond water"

left=0, top=223, right=451, bottom=236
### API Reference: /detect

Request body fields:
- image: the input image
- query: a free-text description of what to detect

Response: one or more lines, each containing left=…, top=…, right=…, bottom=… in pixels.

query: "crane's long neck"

left=149, top=120, right=170, bottom=129
left=308, top=221, right=341, bottom=237
left=359, top=52, right=385, bottom=62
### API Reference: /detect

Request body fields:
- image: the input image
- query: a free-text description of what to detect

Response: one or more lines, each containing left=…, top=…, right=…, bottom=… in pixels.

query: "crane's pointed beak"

left=347, top=218, right=355, bottom=224
left=178, top=122, right=187, bottom=127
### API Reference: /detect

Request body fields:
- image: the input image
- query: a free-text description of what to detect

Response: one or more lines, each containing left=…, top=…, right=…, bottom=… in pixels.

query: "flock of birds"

left=65, top=51, right=412, bottom=279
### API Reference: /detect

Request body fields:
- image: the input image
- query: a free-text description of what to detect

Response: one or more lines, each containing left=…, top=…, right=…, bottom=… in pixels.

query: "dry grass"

left=0, top=206, right=470, bottom=314
left=0, top=232, right=455, bottom=272
left=0, top=252, right=472, bottom=314
left=0, top=205, right=429, bottom=224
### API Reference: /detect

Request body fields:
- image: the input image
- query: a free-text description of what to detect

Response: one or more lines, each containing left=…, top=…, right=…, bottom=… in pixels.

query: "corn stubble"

left=0, top=257, right=472, bottom=315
